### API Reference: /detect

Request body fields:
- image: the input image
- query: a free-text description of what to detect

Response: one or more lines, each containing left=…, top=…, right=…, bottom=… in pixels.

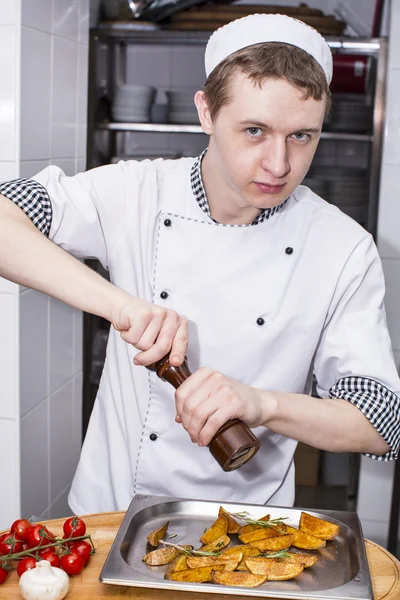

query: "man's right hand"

left=111, top=297, right=188, bottom=367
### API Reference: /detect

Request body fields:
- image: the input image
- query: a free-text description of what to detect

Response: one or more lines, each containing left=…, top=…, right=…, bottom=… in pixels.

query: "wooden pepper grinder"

left=147, top=355, right=260, bottom=471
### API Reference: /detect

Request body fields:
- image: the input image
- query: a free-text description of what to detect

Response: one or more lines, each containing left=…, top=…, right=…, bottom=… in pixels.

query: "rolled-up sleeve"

left=0, top=163, right=132, bottom=269
left=0, top=178, right=52, bottom=235
left=313, top=234, right=400, bottom=460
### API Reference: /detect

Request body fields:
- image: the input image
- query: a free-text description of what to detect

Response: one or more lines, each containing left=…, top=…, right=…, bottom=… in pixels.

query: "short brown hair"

left=203, top=42, right=331, bottom=121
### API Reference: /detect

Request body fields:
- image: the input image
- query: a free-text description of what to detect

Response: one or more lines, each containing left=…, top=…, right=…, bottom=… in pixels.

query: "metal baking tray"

left=100, top=494, right=373, bottom=599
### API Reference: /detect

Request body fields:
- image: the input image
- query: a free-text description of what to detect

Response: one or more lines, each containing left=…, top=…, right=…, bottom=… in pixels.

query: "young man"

left=0, top=14, right=398, bottom=514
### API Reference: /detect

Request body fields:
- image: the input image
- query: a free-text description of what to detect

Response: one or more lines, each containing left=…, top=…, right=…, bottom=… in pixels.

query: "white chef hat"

left=205, top=14, right=333, bottom=84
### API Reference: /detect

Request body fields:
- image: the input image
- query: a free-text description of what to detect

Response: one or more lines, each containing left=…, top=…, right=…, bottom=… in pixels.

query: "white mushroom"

left=19, top=560, right=69, bottom=600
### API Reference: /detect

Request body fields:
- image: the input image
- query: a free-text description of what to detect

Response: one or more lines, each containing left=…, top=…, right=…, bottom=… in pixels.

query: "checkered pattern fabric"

left=190, top=149, right=287, bottom=226
left=0, top=178, right=52, bottom=236
left=329, top=376, right=400, bottom=460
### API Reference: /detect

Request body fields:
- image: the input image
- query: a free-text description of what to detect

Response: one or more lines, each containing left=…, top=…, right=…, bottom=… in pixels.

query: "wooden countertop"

left=2, top=511, right=400, bottom=599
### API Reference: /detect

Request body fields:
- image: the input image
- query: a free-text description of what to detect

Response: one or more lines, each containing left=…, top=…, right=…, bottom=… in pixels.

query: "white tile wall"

left=0, top=25, right=18, bottom=161
left=53, top=0, right=80, bottom=42
left=16, top=0, right=88, bottom=521
left=49, top=488, right=73, bottom=519
left=0, top=277, right=18, bottom=294
left=381, top=259, right=400, bottom=352
left=49, top=158, right=77, bottom=177
left=0, top=162, right=17, bottom=180
left=0, top=419, right=20, bottom=529
left=388, top=0, right=400, bottom=70
left=20, top=160, right=50, bottom=179
left=49, top=380, right=75, bottom=500
left=20, top=27, right=52, bottom=160
left=79, top=0, right=89, bottom=45
left=377, top=164, right=400, bottom=259
left=51, top=36, right=79, bottom=158
left=20, top=400, right=49, bottom=519
left=21, top=0, right=53, bottom=34
left=0, top=0, right=18, bottom=25
left=49, top=298, right=74, bottom=392
left=20, top=290, right=49, bottom=416
left=72, top=373, right=83, bottom=469
left=77, top=43, right=89, bottom=158
left=357, top=457, right=394, bottom=544
left=0, top=294, right=18, bottom=420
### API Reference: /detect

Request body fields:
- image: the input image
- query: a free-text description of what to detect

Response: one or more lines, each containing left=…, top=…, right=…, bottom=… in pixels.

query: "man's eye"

left=291, top=132, right=310, bottom=141
left=247, top=127, right=262, bottom=136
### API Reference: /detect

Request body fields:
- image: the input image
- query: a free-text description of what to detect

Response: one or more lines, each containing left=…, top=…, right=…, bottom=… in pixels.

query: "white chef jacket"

left=1, top=156, right=399, bottom=514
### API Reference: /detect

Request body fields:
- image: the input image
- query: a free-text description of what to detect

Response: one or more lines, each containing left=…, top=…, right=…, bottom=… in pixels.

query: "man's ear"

left=195, top=90, right=213, bottom=135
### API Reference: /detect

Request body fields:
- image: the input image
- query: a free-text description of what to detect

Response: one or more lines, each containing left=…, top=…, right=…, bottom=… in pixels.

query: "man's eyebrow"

left=238, top=120, right=321, bottom=134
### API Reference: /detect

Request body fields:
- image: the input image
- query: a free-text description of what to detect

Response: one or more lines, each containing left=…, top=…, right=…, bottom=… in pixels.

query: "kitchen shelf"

left=93, top=22, right=381, bottom=53
left=96, top=121, right=373, bottom=141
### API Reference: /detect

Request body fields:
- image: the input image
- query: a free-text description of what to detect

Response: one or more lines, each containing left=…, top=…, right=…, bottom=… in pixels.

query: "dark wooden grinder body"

left=148, top=356, right=260, bottom=471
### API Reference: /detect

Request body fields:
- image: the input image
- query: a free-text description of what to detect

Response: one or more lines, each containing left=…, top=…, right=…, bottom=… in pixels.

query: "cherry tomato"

left=0, top=566, right=9, bottom=584
left=11, top=519, right=32, bottom=541
left=26, top=524, right=55, bottom=549
left=38, top=549, right=61, bottom=568
left=63, top=516, right=86, bottom=539
left=68, top=540, right=92, bottom=565
left=0, top=533, right=23, bottom=556
left=17, top=557, right=37, bottom=577
left=60, top=552, right=85, bottom=576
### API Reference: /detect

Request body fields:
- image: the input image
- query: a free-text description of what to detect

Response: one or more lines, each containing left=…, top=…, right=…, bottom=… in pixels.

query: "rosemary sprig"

left=257, top=550, right=291, bottom=559
left=232, top=511, right=288, bottom=530
left=161, top=540, right=221, bottom=557
left=168, top=534, right=178, bottom=539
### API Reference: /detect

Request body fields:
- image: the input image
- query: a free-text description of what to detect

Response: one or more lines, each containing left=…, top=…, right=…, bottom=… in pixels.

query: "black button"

left=160, top=291, right=169, bottom=300
left=149, top=433, right=158, bottom=441
left=164, top=219, right=172, bottom=227
left=256, top=317, right=265, bottom=326
left=285, top=247, right=293, bottom=255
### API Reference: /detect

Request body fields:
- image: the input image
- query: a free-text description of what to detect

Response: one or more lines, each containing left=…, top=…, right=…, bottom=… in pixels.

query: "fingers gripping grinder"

left=148, top=356, right=260, bottom=471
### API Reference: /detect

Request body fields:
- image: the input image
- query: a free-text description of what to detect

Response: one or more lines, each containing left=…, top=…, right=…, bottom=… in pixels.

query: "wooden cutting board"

left=1, top=511, right=399, bottom=599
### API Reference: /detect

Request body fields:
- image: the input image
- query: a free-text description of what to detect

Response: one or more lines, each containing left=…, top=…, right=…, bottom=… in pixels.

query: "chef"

left=0, top=14, right=399, bottom=514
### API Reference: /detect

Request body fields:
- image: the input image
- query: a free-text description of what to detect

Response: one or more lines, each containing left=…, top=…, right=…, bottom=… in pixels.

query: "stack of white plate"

left=165, top=89, right=199, bottom=125
left=112, top=84, right=156, bottom=123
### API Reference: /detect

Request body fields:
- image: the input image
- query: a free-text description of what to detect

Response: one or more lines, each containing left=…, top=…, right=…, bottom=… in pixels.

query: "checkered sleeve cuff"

left=0, top=178, right=52, bottom=236
left=329, top=376, right=400, bottom=460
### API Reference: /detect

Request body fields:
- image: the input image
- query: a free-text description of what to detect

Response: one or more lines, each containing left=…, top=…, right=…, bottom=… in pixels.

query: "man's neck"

left=201, top=149, right=262, bottom=225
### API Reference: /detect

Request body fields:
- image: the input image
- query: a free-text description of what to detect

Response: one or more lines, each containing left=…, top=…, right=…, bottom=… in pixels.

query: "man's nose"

left=260, top=138, right=290, bottom=178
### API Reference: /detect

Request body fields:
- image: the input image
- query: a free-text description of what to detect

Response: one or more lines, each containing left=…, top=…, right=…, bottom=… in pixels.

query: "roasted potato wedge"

left=200, top=534, right=231, bottom=552
left=164, top=555, right=188, bottom=579
left=238, top=514, right=270, bottom=536
left=200, top=516, right=228, bottom=545
left=299, top=512, right=340, bottom=540
left=169, top=566, right=214, bottom=583
left=187, top=556, right=241, bottom=571
left=187, top=551, right=243, bottom=570
left=245, top=557, right=304, bottom=580
left=285, top=552, right=318, bottom=568
left=212, top=570, right=268, bottom=588
left=218, top=506, right=241, bottom=534
left=286, top=525, right=326, bottom=550
left=239, top=527, right=283, bottom=544
left=236, top=547, right=262, bottom=570
left=220, top=545, right=261, bottom=570
left=142, top=546, right=179, bottom=565
left=170, top=564, right=228, bottom=583
left=146, top=521, right=169, bottom=547
left=250, top=534, right=294, bottom=552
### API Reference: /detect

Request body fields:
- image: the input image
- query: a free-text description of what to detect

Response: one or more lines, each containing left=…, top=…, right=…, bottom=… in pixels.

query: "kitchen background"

left=0, top=0, right=399, bottom=555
